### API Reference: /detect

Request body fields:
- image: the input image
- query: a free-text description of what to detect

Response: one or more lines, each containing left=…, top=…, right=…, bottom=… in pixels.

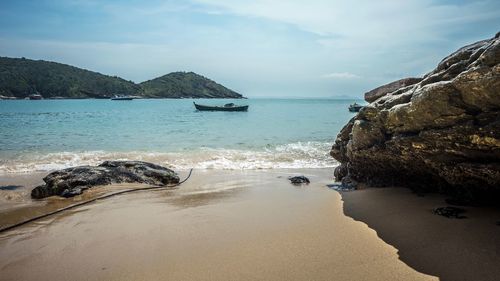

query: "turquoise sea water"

left=0, top=99, right=357, bottom=173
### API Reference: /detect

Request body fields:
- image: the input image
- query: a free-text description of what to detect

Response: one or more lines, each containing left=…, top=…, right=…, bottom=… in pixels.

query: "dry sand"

left=0, top=169, right=497, bottom=280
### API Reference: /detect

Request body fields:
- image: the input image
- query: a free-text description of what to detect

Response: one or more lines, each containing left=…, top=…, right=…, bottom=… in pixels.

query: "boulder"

left=288, top=176, right=310, bottom=185
left=364, top=77, right=422, bottom=102
left=331, top=33, right=500, bottom=203
left=433, top=207, right=467, bottom=219
left=31, top=161, right=180, bottom=199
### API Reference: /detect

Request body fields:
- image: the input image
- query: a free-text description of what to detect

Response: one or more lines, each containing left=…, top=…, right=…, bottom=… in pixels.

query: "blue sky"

left=0, top=0, right=499, bottom=98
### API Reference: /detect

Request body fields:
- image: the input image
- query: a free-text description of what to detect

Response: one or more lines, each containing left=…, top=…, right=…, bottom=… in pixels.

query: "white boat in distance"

left=110, top=95, right=134, bottom=100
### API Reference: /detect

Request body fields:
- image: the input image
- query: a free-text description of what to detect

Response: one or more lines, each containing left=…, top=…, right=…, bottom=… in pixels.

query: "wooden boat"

left=194, top=102, right=248, bottom=112
left=348, top=102, right=363, bottom=112
left=111, top=95, right=134, bottom=100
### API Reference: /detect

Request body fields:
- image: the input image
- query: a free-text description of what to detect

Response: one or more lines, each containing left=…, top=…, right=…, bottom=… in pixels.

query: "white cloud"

left=322, top=72, right=360, bottom=79
left=188, top=0, right=499, bottom=94
left=1, top=0, right=498, bottom=97
left=192, top=0, right=498, bottom=44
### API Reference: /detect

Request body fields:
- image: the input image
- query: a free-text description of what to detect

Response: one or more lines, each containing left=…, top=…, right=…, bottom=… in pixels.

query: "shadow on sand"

left=340, top=187, right=500, bottom=281
left=0, top=185, right=23, bottom=191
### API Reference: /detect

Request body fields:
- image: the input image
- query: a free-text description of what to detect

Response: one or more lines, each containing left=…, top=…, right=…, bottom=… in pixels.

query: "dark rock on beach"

left=31, top=161, right=180, bottom=199
left=288, top=176, right=310, bottom=185
left=433, top=207, right=467, bottom=219
left=326, top=183, right=356, bottom=192
left=331, top=33, right=500, bottom=203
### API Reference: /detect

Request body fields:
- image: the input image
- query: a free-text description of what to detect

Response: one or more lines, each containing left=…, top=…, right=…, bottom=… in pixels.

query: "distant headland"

left=0, top=57, right=243, bottom=99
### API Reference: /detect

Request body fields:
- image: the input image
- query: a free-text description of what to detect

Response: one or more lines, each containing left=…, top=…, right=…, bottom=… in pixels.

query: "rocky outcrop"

left=364, top=78, right=422, bottom=102
left=31, top=161, right=180, bottom=199
left=331, top=33, right=500, bottom=203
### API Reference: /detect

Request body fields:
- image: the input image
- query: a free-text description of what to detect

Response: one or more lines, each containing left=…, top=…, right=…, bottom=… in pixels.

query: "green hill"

left=141, top=72, right=242, bottom=98
left=0, top=57, right=140, bottom=98
left=0, top=57, right=242, bottom=99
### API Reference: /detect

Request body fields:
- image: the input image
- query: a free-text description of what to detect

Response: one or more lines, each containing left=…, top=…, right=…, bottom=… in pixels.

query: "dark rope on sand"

left=0, top=168, right=193, bottom=234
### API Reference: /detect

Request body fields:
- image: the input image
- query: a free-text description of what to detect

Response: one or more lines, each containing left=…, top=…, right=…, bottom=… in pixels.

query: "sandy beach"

left=0, top=169, right=499, bottom=281
left=342, top=187, right=500, bottom=281
left=1, top=2, right=498, bottom=280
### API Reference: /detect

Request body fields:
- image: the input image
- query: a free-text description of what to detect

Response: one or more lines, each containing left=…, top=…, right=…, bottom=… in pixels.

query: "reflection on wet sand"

left=0, top=169, right=249, bottom=231
left=0, top=168, right=439, bottom=281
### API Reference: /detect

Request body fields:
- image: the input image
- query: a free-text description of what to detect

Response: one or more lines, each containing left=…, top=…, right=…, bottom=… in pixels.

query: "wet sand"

left=0, top=169, right=496, bottom=280
left=341, top=188, right=500, bottom=281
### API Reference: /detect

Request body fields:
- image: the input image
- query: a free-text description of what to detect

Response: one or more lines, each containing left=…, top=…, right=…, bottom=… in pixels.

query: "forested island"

left=0, top=57, right=243, bottom=99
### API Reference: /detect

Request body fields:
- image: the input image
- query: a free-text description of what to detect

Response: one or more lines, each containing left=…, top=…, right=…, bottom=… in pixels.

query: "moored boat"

left=28, top=94, right=43, bottom=100
left=193, top=102, right=248, bottom=112
left=348, top=102, right=363, bottom=112
left=111, top=95, right=134, bottom=100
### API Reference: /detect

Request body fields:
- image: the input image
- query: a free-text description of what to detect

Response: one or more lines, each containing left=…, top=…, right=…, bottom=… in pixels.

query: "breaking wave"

left=0, top=141, right=337, bottom=174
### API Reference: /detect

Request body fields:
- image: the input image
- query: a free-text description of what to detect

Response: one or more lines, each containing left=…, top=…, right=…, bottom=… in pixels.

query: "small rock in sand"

left=288, top=176, right=310, bottom=185
left=433, top=206, right=467, bottom=219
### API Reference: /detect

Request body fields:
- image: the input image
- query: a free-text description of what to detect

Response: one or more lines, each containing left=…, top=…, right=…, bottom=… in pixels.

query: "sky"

left=0, top=0, right=499, bottom=98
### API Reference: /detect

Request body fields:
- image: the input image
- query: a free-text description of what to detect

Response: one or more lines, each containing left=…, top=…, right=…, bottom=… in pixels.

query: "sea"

left=0, top=98, right=357, bottom=174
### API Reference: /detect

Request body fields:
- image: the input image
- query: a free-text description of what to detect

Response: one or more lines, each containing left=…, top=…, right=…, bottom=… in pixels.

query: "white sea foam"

left=0, top=142, right=338, bottom=174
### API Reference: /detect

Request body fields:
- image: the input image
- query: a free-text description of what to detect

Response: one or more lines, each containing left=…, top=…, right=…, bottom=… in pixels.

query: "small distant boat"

left=28, top=94, right=43, bottom=100
left=348, top=102, right=363, bottom=112
left=193, top=102, right=248, bottom=112
left=111, top=95, right=134, bottom=101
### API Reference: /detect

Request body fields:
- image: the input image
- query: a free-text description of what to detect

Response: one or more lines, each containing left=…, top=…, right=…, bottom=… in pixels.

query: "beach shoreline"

left=0, top=168, right=498, bottom=280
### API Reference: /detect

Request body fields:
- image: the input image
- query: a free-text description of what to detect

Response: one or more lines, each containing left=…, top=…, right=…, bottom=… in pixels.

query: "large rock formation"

left=331, top=33, right=500, bottom=203
left=31, top=161, right=180, bottom=199
left=364, top=78, right=422, bottom=102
